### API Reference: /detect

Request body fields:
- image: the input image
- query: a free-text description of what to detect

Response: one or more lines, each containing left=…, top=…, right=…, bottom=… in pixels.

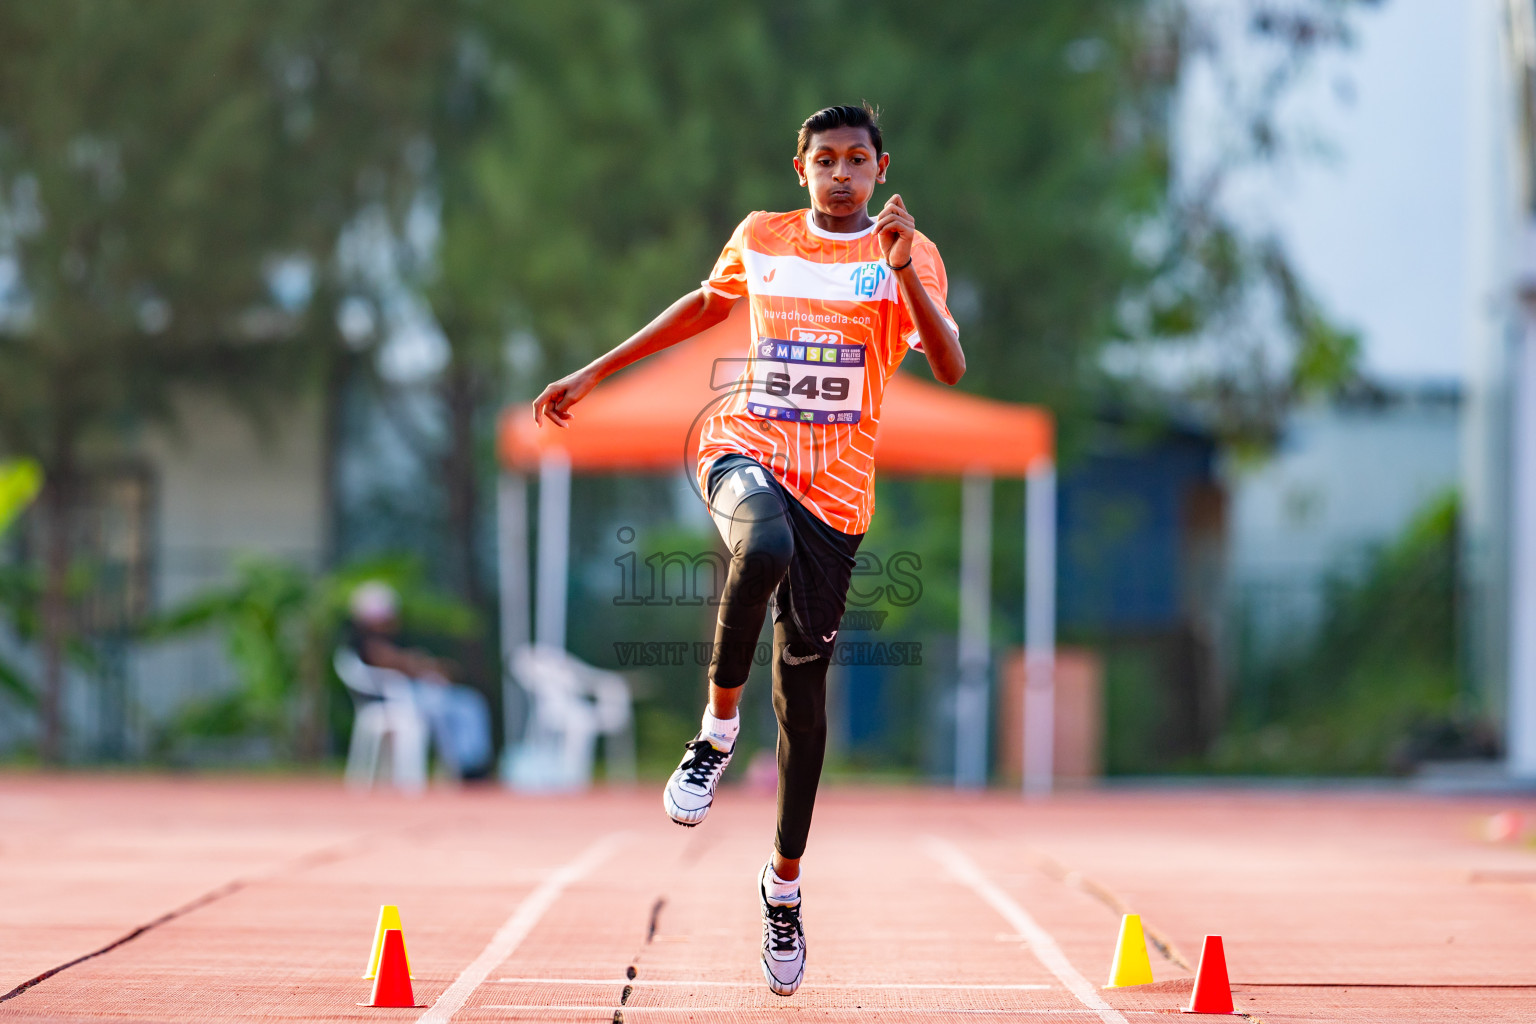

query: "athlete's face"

left=794, top=127, right=888, bottom=219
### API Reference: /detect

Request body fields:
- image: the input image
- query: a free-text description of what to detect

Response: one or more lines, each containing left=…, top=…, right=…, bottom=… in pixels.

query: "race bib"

left=746, top=333, right=865, bottom=425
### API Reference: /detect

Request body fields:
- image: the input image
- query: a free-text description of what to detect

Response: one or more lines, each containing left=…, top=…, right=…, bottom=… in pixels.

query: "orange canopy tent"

left=498, top=305, right=1053, bottom=475
left=494, top=304, right=1060, bottom=792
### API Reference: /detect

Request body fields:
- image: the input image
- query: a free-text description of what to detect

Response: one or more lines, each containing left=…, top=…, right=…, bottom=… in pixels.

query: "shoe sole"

left=663, top=791, right=709, bottom=827
left=761, top=958, right=803, bottom=996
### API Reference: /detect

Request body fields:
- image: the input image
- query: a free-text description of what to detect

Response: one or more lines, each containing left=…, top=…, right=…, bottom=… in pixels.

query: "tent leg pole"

left=1024, top=460, right=1057, bottom=797
left=536, top=451, right=572, bottom=653
left=497, top=471, right=530, bottom=761
left=955, top=472, right=992, bottom=789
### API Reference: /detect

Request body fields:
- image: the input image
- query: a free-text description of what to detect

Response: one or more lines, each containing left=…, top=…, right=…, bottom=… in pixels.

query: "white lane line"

left=925, top=838, right=1130, bottom=1024
left=418, top=832, right=627, bottom=1023
left=482, top=1008, right=1150, bottom=1016
left=494, top=977, right=1051, bottom=990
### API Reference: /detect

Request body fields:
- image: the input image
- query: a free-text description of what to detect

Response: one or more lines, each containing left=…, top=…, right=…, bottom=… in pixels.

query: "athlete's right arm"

left=531, top=287, right=737, bottom=428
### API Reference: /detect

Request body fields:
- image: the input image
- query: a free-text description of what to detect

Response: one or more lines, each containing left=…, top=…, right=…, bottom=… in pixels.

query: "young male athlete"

left=532, top=103, right=964, bottom=996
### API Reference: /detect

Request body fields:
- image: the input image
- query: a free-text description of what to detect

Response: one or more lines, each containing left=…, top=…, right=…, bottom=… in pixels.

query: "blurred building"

left=1179, top=1, right=1536, bottom=775
left=1055, top=419, right=1226, bottom=770
left=1225, top=384, right=1462, bottom=673
left=0, top=398, right=325, bottom=759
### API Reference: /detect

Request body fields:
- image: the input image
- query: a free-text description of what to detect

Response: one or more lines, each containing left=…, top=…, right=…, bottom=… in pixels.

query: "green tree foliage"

left=449, top=1, right=1162, bottom=404
left=0, top=1, right=450, bottom=759
left=438, top=0, right=1369, bottom=427
left=0, top=461, right=42, bottom=708
left=0, top=460, right=40, bottom=534
left=0, top=0, right=1377, bottom=763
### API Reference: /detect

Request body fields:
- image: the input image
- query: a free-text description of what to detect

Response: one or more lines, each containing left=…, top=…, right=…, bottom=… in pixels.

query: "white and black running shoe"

left=662, top=735, right=733, bottom=826
left=759, top=864, right=806, bottom=996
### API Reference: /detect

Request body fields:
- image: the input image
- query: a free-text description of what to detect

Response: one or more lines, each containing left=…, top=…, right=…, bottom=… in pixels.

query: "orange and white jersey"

left=696, top=209, right=957, bottom=535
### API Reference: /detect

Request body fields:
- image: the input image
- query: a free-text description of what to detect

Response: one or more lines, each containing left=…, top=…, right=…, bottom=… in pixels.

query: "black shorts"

left=706, top=453, right=863, bottom=658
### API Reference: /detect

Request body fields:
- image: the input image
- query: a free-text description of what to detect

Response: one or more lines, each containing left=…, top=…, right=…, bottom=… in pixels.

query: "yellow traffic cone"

left=1104, top=913, right=1154, bottom=988
left=363, top=905, right=414, bottom=979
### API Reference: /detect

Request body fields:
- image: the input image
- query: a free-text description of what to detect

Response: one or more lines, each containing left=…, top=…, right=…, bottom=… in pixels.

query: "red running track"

left=1, top=775, right=1534, bottom=1022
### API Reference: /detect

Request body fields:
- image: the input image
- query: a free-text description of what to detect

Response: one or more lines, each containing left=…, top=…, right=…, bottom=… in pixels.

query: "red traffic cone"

left=1182, top=934, right=1236, bottom=1014
left=360, top=929, right=423, bottom=1008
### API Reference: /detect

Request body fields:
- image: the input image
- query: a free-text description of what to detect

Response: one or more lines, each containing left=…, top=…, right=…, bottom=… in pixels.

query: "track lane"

left=3, top=779, right=1536, bottom=1022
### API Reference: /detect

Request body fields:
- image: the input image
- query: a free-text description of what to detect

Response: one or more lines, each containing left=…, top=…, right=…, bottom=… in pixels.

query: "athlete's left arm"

left=875, top=194, right=966, bottom=385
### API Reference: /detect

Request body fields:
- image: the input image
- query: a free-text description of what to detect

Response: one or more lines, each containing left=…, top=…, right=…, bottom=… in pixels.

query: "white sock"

left=764, top=863, right=800, bottom=902
left=701, top=708, right=739, bottom=752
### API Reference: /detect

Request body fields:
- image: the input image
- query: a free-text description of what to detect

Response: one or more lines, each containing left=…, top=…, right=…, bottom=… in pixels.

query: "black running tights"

left=709, top=489, right=828, bottom=861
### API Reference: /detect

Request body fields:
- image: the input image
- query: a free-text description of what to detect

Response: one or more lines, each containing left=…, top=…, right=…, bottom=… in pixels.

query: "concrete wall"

left=145, top=392, right=325, bottom=596
left=130, top=392, right=326, bottom=740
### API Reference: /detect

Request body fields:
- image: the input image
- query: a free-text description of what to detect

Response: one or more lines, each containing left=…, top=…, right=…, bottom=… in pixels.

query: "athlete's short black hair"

left=796, top=103, right=883, bottom=160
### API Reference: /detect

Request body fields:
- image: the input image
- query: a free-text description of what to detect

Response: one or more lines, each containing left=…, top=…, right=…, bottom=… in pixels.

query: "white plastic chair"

left=334, top=648, right=429, bottom=793
left=504, top=644, right=636, bottom=790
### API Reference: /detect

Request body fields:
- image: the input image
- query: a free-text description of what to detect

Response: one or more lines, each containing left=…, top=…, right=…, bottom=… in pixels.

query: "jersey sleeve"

left=701, top=213, right=756, bottom=299
left=896, top=235, right=958, bottom=353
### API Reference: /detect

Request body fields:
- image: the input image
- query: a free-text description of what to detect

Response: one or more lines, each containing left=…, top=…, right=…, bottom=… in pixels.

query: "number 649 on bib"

left=748, top=337, right=867, bottom=425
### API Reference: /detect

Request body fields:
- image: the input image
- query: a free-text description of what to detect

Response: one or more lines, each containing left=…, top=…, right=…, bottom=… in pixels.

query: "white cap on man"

left=349, top=580, right=399, bottom=624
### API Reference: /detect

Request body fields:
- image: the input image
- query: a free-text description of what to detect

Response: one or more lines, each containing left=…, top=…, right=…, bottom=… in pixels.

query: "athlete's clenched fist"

left=874, top=193, right=915, bottom=268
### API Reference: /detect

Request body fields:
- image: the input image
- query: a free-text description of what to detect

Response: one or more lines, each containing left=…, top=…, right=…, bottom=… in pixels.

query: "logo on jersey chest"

left=849, top=262, right=887, bottom=299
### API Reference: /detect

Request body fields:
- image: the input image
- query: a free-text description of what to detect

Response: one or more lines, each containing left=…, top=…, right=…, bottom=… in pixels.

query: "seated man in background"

left=347, top=580, right=494, bottom=780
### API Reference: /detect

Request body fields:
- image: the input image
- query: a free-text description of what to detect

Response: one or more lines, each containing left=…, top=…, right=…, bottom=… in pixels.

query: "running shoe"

left=662, top=735, right=733, bottom=826
left=759, top=863, right=806, bottom=996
